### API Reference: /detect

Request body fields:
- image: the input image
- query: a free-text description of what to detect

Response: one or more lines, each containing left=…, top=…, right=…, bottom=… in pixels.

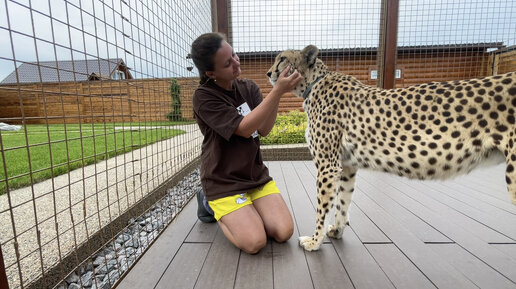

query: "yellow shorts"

left=208, top=180, right=280, bottom=221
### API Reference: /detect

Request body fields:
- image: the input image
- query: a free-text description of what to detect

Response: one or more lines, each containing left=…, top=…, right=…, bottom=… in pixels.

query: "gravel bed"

left=56, top=169, right=200, bottom=289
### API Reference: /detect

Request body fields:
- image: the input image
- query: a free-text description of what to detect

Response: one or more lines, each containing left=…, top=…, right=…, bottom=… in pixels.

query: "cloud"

left=231, top=0, right=516, bottom=51
left=1, top=0, right=515, bottom=82
left=0, top=0, right=211, bottom=81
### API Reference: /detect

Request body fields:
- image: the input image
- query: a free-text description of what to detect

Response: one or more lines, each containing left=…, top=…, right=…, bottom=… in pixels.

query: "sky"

left=0, top=0, right=212, bottom=81
left=231, top=0, right=516, bottom=52
left=0, top=0, right=515, bottom=81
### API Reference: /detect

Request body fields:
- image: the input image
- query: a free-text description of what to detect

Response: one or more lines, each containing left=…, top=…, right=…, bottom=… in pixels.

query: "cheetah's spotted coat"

left=267, top=45, right=516, bottom=251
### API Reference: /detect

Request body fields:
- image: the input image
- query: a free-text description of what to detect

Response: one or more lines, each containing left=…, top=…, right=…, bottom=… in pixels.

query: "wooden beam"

left=377, top=0, right=399, bottom=89
left=211, top=0, right=232, bottom=45
left=211, top=0, right=217, bottom=33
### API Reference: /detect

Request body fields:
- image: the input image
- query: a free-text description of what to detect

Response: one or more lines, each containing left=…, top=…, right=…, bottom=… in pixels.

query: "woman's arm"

left=256, top=95, right=279, bottom=137
left=234, top=66, right=302, bottom=138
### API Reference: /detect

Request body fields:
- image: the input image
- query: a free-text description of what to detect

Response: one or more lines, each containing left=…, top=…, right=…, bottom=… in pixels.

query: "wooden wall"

left=0, top=78, right=199, bottom=124
left=1, top=48, right=513, bottom=124
left=489, top=48, right=516, bottom=75
left=395, top=51, right=491, bottom=87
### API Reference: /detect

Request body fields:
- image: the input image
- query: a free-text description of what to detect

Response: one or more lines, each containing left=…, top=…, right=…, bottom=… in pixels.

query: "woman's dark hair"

left=190, top=33, right=226, bottom=84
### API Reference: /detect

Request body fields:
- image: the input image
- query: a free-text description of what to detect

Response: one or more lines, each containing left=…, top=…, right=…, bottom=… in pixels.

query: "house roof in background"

left=0, top=58, right=130, bottom=84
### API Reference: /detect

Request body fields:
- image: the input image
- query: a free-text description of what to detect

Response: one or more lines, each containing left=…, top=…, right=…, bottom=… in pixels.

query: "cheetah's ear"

left=301, top=45, right=319, bottom=66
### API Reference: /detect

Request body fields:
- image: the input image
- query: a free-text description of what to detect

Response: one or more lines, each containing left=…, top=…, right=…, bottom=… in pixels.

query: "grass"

left=0, top=122, right=191, bottom=194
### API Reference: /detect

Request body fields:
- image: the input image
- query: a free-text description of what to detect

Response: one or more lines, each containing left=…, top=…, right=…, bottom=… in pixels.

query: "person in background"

left=190, top=32, right=302, bottom=254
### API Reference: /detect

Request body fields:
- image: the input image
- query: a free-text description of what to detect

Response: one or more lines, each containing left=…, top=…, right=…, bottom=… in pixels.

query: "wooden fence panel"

left=0, top=78, right=201, bottom=124
left=489, top=49, right=516, bottom=75
left=1, top=48, right=511, bottom=124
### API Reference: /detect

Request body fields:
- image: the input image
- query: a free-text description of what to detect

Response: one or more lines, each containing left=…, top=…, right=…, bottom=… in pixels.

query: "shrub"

left=261, top=110, right=307, bottom=145
left=166, top=78, right=183, bottom=121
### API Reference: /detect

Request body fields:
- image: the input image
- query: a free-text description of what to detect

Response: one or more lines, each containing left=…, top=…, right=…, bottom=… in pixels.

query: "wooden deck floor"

left=115, top=161, right=516, bottom=289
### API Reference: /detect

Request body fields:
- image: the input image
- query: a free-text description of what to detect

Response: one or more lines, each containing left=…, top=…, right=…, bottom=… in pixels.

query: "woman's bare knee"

left=269, top=221, right=294, bottom=243
left=218, top=205, right=268, bottom=253
left=240, top=235, right=267, bottom=254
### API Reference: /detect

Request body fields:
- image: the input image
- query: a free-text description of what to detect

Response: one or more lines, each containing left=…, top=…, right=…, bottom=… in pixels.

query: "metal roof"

left=0, top=58, right=129, bottom=84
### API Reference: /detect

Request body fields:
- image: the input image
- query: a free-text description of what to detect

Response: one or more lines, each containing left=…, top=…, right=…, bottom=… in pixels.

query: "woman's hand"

left=234, top=66, right=302, bottom=138
left=273, top=66, right=303, bottom=95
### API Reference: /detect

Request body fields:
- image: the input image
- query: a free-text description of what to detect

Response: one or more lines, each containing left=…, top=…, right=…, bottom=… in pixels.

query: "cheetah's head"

left=266, top=45, right=328, bottom=99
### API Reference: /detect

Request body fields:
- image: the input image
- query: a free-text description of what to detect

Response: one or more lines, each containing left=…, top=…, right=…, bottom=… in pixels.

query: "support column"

left=0, top=246, right=8, bottom=289
left=211, top=0, right=232, bottom=45
left=377, top=0, right=399, bottom=89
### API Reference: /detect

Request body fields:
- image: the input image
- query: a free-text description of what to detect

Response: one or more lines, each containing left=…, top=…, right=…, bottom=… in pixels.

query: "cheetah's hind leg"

left=506, top=146, right=516, bottom=206
left=327, top=166, right=357, bottom=239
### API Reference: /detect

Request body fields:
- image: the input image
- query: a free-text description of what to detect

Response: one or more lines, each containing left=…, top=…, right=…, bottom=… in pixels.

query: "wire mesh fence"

left=0, top=0, right=209, bottom=288
left=0, top=0, right=515, bottom=288
left=232, top=0, right=515, bottom=160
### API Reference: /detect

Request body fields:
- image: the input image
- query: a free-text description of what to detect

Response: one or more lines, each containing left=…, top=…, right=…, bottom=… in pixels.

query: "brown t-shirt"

left=193, top=78, right=272, bottom=201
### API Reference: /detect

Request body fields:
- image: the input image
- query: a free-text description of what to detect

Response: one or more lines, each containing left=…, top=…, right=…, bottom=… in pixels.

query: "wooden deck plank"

left=271, top=240, right=314, bottom=289
left=305, top=243, right=354, bottom=289
left=492, top=244, right=516, bottom=259
left=154, top=243, right=210, bottom=289
left=362, top=172, right=516, bottom=282
left=267, top=161, right=315, bottom=289
left=365, top=244, right=436, bottom=289
left=294, top=161, right=391, bottom=244
left=416, top=181, right=516, bottom=239
left=446, top=179, right=516, bottom=215
left=185, top=220, right=218, bottom=243
left=446, top=165, right=516, bottom=213
left=278, top=161, right=328, bottom=242
left=459, top=164, right=510, bottom=196
left=348, top=203, right=392, bottom=243
left=365, top=171, right=514, bottom=243
left=235, top=241, right=273, bottom=289
left=115, top=199, right=198, bottom=289
left=193, top=229, right=241, bottom=289
left=353, top=189, right=478, bottom=289
left=115, top=161, right=516, bottom=289
left=429, top=244, right=516, bottom=289
left=437, top=176, right=516, bottom=217
left=356, top=175, right=451, bottom=243
left=302, top=161, right=397, bottom=289
left=332, top=228, right=395, bottom=289
left=362, top=172, right=516, bottom=280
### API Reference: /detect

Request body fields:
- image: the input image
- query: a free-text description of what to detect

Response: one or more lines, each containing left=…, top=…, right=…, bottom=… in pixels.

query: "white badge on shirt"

left=236, top=102, right=258, bottom=138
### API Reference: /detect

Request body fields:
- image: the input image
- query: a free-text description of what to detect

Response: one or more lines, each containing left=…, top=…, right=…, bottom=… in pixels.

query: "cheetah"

left=266, top=45, right=516, bottom=251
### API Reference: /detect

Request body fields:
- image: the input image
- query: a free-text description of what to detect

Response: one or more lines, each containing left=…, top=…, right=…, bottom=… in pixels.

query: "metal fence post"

left=0, top=245, right=9, bottom=289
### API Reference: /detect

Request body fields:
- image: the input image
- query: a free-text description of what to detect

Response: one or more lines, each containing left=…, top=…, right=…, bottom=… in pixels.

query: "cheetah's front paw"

left=327, top=224, right=344, bottom=239
left=299, top=236, right=322, bottom=251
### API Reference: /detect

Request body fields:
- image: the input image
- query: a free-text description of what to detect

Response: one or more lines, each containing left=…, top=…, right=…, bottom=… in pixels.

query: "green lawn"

left=0, top=122, right=190, bottom=194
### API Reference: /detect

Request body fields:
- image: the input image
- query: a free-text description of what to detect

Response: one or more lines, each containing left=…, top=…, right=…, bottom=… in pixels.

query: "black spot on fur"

left=463, top=121, right=473, bottom=128
left=502, top=78, right=512, bottom=85
left=496, top=125, right=508, bottom=132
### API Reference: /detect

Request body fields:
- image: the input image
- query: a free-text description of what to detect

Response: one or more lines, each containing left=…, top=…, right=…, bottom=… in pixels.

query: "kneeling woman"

left=190, top=33, right=302, bottom=254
